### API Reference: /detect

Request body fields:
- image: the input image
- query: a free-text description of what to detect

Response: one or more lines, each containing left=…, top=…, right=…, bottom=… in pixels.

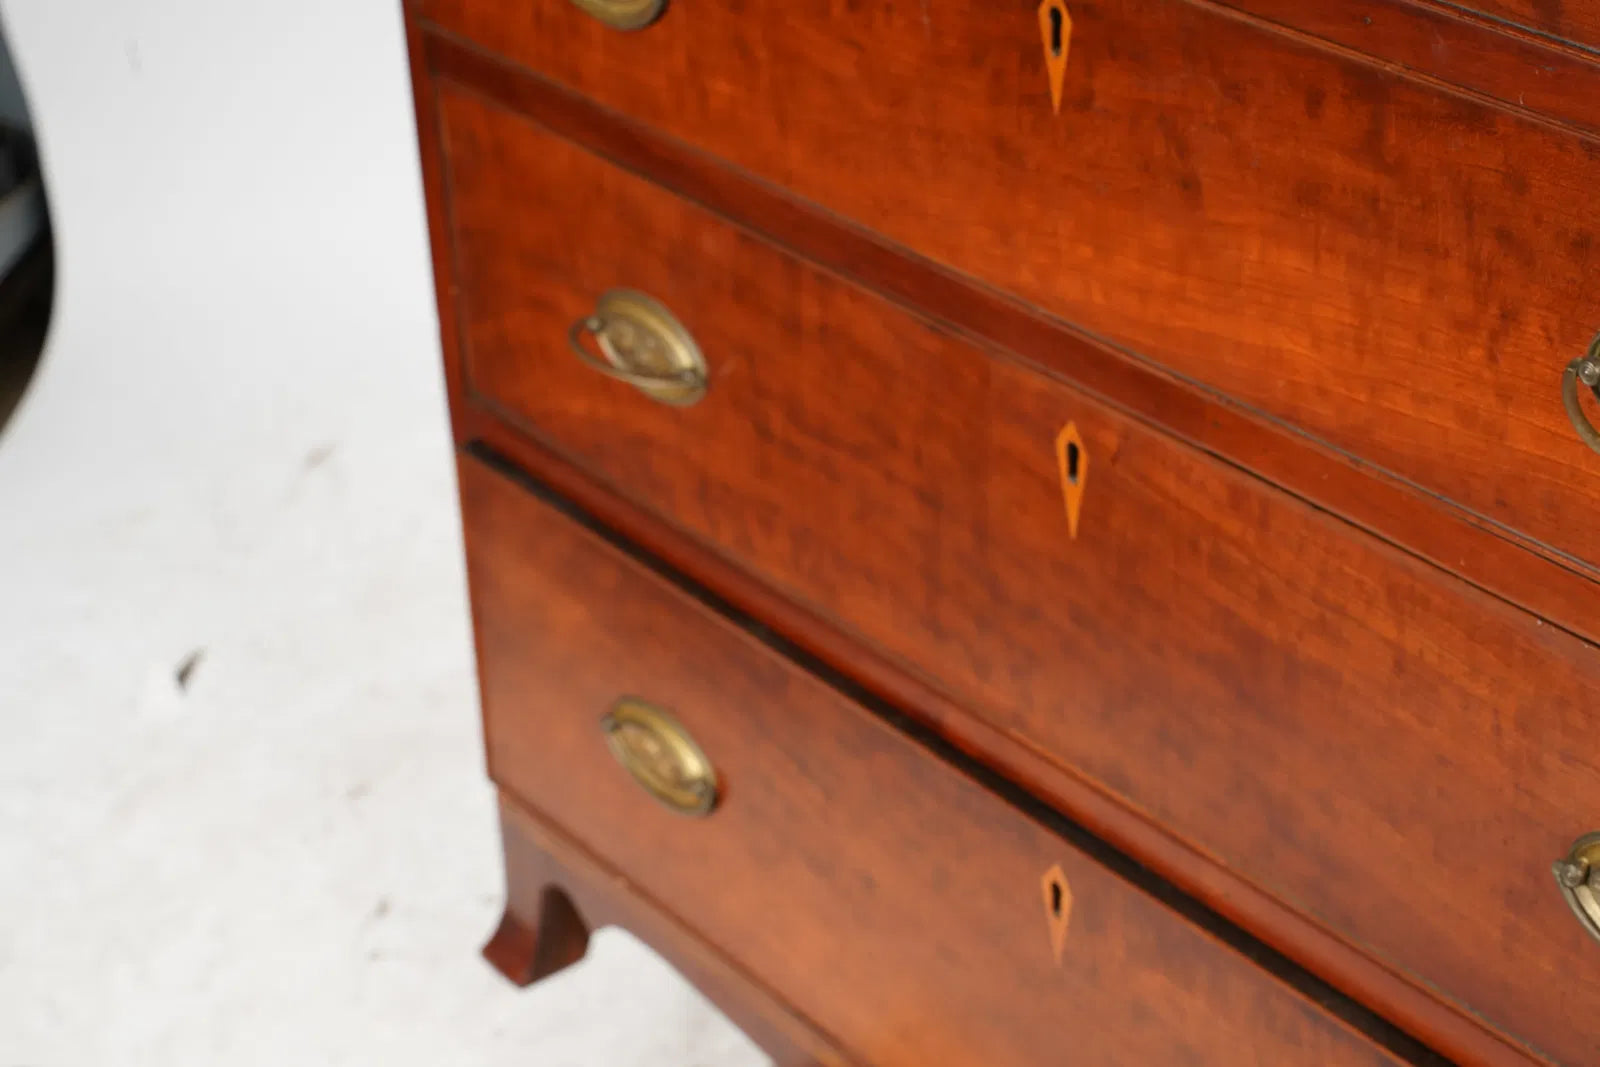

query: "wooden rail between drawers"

left=1209, top=0, right=1600, bottom=139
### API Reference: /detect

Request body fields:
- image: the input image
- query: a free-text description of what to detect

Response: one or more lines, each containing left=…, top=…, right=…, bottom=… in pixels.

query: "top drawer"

left=420, top=0, right=1600, bottom=582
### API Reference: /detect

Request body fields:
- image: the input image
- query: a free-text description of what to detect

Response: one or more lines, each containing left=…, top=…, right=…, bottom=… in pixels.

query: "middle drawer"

left=438, top=83, right=1600, bottom=1065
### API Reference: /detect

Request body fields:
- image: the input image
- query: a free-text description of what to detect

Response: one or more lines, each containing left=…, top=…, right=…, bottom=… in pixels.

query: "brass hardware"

left=1555, top=832, right=1600, bottom=945
left=1055, top=422, right=1088, bottom=540
left=568, top=0, right=666, bottom=31
left=567, top=289, right=707, bottom=406
left=601, top=698, right=718, bottom=816
left=1041, top=864, right=1073, bottom=964
left=1038, top=0, right=1072, bottom=115
left=1562, top=334, right=1600, bottom=456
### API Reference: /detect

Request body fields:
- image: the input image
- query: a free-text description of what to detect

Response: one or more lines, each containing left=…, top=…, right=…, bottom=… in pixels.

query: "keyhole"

left=1041, top=863, right=1073, bottom=964
left=1065, top=440, right=1081, bottom=484
left=1049, top=6, right=1064, bottom=56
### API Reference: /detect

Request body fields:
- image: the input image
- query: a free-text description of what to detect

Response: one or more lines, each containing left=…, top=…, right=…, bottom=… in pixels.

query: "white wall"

left=0, top=1, right=763, bottom=1063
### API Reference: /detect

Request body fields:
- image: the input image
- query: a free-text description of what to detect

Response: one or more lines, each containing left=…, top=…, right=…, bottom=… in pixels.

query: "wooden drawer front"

left=458, top=454, right=1408, bottom=1067
left=424, top=0, right=1600, bottom=581
left=439, top=86, right=1600, bottom=1065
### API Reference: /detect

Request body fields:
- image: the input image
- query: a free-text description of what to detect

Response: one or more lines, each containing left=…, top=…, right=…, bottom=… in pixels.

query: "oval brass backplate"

left=568, top=0, right=666, bottom=31
left=601, top=698, right=718, bottom=816
left=1555, top=832, right=1600, bottom=945
left=570, top=288, right=708, bottom=406
left=1561, top=334, right=1600, bottom=457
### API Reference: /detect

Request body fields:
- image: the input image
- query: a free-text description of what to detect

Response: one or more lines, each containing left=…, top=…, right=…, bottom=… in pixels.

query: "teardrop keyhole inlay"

left=1041, top=864, right=1073, bottom=964
left=1055, top=421, right=1088, bottom=539
left=1038, top=0, right=1072, bottom=115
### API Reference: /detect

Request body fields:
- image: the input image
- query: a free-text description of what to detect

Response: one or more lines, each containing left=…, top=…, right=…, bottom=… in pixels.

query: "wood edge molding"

left=1389, top=0, right=1600, bottom=61
left=456, top=414, right=1545, bottom=1067
left=421, top=25, right=1600, bottom=654
left=404, top=14, right=471, bottom=432
left=1199, top=0, right=1600, bottom=140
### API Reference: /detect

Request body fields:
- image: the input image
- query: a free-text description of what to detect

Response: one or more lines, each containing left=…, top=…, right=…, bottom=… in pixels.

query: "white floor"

left=0, top=1, right=766, bottom=1063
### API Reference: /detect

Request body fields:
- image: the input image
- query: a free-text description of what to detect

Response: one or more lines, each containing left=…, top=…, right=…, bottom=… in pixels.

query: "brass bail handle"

left=600, top=698, right=719, bottom=817
left=568, top=0, right=666, bottom=30
left=566, top=289, right=708, bottom=407
left=1555, top=833, right=1600, bottom=946
left=1561, top=335, right=1600, bottom=456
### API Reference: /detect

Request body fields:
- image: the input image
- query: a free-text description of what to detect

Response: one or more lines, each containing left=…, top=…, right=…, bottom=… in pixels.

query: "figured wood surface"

left=459, top=454, right=1414, bottom=1067
left=461, top=402, right=1540, bottom=1067
left=422, top=38, right=1600, bottom=668
left=437, top=90, right=1600, bottom=1066
left=405, top=15, right=468, bottom=433
left=419, top=0, right=1600, bottom=590
left=1452, top=0, right=1600, bottom=49
left=490, top=795, right=845, bottom=1067
left=1217, top=0, right=1600, bottom=137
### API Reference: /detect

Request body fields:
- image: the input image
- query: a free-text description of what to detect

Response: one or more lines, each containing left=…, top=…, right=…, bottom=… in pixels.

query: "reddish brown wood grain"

left=1217, top=0, right=1600, bottom=136
left=461, top=454, right=1414, bottom=1067
left=403, top=14, right=467, bottom=432
left=438, top=91, right=1600, bottom=1066
left=422, top=36, right=1600, bottom=663
left=1448, top=0, right=1600, bottom=49
left=418, top=0, right=1600, bottom=590
left=462, top=400, right=1542, bottom=1067
left=490, top=797, right=845, bottom=1067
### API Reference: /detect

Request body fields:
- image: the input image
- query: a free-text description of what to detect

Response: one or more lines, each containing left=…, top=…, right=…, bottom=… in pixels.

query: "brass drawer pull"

left=567, top=289, right=707, bottom=407
left=568, top=0, right=666, bottom=31
left=601, top=698, right=719, bottom=816
left=1561, top=335, right=1600, bottom=456
left=1555, top=833, right=1600, bottom=945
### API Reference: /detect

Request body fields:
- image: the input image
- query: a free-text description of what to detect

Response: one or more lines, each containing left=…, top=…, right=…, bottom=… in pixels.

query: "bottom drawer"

left=459, top=452, right=1418, bottom=1066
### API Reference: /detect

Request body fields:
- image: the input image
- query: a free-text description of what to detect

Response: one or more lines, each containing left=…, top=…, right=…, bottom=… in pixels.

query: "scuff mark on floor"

left=174, top=648, right=205, bottom=692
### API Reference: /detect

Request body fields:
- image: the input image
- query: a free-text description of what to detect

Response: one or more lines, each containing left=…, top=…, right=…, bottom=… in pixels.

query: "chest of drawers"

left=402, top=3, right=1600, bottom=1063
